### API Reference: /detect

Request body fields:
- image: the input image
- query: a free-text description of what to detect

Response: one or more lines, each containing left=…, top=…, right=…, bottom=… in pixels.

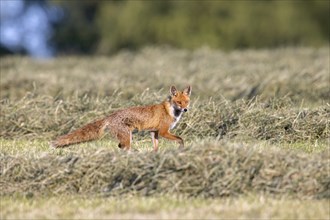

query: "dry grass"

left=1, top=94, right=328, bottom=145
left=1, top=47, right=329, bottom=219
left=1, top=47, right=329, bottom=144
left=1, top=142, right=329, bottom=199
left=1, top=47, right=329, bottom=104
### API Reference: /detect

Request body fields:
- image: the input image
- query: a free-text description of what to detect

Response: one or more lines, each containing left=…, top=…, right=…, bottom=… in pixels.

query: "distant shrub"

left=53, top=0, right=329, bottom=54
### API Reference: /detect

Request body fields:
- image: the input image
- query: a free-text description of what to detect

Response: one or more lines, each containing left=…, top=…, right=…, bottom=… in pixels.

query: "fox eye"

left=177, top=101, right=182, bottom=105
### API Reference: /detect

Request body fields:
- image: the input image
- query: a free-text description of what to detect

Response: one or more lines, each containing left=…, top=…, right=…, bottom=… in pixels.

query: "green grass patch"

left=1, top=194, right=329, bottom=219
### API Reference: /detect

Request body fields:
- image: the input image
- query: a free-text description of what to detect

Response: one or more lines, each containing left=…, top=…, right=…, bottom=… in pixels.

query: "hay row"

left=1, top=95, right=328, bottom=143
left=1, top=47, right=329, bottom=103
left=1, top=143, right=329, bottom=199
left=216, top=98, right=330, bottom=143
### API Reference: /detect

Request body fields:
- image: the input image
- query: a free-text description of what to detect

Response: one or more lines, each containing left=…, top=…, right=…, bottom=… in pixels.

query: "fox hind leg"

left=151, top=131, right=159, bottom=152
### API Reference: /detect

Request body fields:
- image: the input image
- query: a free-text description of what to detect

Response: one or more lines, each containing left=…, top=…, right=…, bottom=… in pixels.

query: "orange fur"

left=51, top=85, right=192, bottom=151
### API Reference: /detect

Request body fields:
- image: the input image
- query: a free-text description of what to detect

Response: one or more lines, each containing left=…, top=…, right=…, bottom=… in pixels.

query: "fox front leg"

left=159, top=129, right=184, bottom=148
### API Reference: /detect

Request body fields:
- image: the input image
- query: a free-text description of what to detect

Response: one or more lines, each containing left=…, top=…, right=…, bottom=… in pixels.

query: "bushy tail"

left=51, top=118, right=107, bottom=148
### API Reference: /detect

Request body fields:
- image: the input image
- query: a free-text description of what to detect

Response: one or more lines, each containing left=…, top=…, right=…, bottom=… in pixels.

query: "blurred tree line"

left=53, top=0, right=328, bottom=54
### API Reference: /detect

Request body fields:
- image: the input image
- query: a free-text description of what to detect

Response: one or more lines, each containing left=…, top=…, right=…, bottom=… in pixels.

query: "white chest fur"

left=170, top=114, right=182, bottom=129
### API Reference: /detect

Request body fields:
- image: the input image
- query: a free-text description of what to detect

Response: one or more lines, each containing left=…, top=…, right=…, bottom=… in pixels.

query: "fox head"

left=170, top=85, right=191, bottom=113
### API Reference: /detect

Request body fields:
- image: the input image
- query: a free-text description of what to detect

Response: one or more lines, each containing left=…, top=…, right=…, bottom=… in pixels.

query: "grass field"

left=1, top=47, right=329, bottom=219
left=2, top=195, right=329, bottom=219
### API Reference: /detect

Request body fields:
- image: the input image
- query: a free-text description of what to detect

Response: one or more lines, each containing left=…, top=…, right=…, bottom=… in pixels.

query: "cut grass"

left=0, top=138, right=199, bottom=156
left=1, top=194, right=329, bottom=220
left=1, top=94, right=328, bottom=145
left=1, top=47, right=329, bottom=219
left=0, top=137, right=328, bottom=157
left=1, top=47, right=329, bottom=147
left=1, top=47, right=329, bottom=105
left=1, top=140, right=328, bottom=199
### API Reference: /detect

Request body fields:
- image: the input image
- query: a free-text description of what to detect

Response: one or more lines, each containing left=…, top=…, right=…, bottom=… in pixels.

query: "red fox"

left=51, top=85, right=191, bottom=151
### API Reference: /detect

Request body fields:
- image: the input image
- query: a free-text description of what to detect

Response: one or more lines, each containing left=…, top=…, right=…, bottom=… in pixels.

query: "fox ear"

left=170, top=86, right=177, bottom=96
left=183, top=85, right=192, bottom=96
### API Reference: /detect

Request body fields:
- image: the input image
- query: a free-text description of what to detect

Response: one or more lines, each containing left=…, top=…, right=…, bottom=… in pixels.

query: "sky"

left=0, top=0, right=63, bottom=58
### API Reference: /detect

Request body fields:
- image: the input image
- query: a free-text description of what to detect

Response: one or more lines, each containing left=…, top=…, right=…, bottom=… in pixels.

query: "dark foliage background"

left=53, top=0, right=329, bottom=54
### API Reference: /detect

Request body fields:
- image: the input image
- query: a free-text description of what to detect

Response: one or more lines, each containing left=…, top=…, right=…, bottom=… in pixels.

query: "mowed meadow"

left=1, top=47, right=329, bottom=219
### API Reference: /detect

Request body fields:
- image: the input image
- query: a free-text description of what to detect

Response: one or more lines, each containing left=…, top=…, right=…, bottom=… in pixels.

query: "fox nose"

left=183, top=108, right=188, bottom=112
